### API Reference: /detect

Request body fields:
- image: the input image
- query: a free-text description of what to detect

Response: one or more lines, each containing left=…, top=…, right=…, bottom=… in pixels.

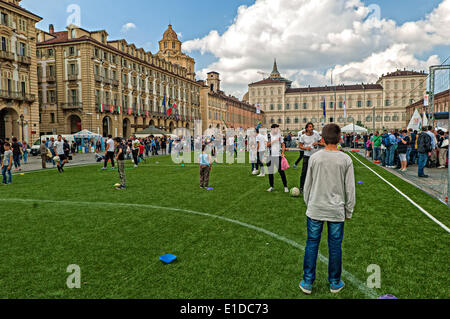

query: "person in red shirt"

left=138, top=142, right=145, bottom=163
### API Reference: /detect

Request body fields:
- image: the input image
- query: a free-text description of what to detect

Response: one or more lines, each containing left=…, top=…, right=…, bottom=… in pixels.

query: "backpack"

left=382, top=135, right=392, bottom=147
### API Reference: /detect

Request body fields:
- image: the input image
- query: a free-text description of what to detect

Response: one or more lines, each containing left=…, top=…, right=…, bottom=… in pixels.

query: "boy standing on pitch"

left=199, top=144, right=212, bottom=189
left=114, top=138, right=126, bottom=190
left=299, top=124, right=355, bottom=295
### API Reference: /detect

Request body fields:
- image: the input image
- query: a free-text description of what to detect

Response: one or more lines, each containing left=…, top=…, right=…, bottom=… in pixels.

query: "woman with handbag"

left=266, top=124, right=289, bottom=193
left=438, top=130, right=448, bottom=168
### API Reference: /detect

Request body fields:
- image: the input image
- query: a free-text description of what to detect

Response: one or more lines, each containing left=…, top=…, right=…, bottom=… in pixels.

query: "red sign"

left=31, top=131, right=36, bottom=135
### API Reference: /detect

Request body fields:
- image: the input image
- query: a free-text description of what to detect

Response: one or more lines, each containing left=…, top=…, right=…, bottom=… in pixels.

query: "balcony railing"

left=47, top=75, right=56, bottom=82
left=68, top=73, right=78, bottom=81
left=0, top=90, right=35, bottom=102
left=0, top=19, right=13, bottom=28
left=104, top=77, right=112, bottom=85
left=17, top=55, right=31, bottom=64
left=94, top=75, right=103, bottom=82
left=112, top=79, right=119, bottom=87
left=61, top=102, right=83, bottom=110
left=0, top=50, right=14, bottom=61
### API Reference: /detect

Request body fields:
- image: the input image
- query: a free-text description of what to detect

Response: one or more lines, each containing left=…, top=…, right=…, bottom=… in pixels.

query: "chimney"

left=49, top=24, right=54, bottom=34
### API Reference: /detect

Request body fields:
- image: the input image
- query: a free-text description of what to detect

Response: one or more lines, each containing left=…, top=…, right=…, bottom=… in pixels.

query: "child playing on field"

left=199, top=144, right=212, bottom=189
left=1, top=142, right=13, bottom=185
left=300, top=123, right=355, bottom=295
left=114, top=138, right=126, bottom=190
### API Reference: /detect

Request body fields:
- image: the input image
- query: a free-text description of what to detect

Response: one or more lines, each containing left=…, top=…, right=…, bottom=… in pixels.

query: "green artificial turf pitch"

left=0, top=151, right=448, bottom=299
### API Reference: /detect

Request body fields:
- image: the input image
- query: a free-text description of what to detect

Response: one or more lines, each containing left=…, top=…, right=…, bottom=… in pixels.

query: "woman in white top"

left=267, top=124, right=288, bottom=193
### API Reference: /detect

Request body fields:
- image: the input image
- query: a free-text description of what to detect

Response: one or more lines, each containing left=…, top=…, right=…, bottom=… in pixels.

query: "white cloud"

left=121, top=22, right=137, bottom=33
left=183, top=0, right=450, bottom=98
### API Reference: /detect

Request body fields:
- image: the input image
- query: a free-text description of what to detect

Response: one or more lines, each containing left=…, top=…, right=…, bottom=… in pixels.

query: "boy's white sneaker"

left=257, top=172, right=265, bottom=177
left=267, top=187, right=274, bottom=192
left=284, top=187, right=289, bottom=193
left=252, top=170, right=258, bottom=175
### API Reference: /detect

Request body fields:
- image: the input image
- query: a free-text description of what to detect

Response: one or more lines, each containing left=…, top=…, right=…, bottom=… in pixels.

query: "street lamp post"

left=19, top=114, right=24, bottom=142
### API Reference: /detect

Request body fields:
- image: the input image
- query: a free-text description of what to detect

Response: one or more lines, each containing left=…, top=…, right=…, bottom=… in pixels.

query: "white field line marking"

left=0, top=197, right=377, bottom=299
left=348, top=152, right=450, bottom=233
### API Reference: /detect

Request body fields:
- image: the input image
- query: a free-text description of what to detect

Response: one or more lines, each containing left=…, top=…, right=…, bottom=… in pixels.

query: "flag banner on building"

left=173, top=99, right=177, bottom=109
left=424, top=94, right=429, bottom=106
left=422, top=112, right=429, bottom=127
left=334, top=90, right=337, bottom=111
left=167, top=98, right=172, bottom=116
left=162, top=95, right=166, bottom=114
left=110, top=105, right=114, bottom=113
left=137, top=107, right=140, bottom=116
left=256, top=104, right=261, bottom=114
left=118, top=105, right=121, bottom=114
left=145, top=110, right=149, bottom=117
left=407, top=109, right=422, bottom=131
left=322, top=101, right=326, bottom=117
left=343, top=100, right=347, bottom=118
left=100, top=104, right=104, bottom=113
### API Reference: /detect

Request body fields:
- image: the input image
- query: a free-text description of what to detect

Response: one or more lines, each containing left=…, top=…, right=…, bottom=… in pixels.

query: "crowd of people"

left=349, top=126, right=448, bottom=178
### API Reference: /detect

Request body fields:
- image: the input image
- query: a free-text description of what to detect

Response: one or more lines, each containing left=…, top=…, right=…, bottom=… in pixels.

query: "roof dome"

left=163, top=24, right=178, bottom=41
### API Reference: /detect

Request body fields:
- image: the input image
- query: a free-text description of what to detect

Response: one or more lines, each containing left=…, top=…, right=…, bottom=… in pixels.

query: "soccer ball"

left=53, top=156, right=60, bottom=163
left=290, top=187, right=300, bottom=197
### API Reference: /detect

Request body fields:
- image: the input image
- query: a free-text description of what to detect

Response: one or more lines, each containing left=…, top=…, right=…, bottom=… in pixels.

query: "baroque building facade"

left=36, top=24, right=201, bottom=137
left=199, top=71, right=263, bottom=132
left=248, top=61, right=427, bottom=131
left=0, top=0, right=41, bottom=142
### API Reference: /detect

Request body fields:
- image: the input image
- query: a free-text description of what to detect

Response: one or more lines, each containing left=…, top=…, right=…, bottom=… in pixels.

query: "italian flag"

left=118, top=105, right=121, bottom=114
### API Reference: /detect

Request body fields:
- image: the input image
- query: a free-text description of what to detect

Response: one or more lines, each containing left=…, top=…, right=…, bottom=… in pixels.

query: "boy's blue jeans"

left=303, top=217, right=344, bottom=285
left=2, top=166, right=12, bottom=184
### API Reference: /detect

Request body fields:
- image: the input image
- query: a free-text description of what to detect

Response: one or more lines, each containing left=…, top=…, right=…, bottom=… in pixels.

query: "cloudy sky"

left=24, top=0, right=450, bottom=97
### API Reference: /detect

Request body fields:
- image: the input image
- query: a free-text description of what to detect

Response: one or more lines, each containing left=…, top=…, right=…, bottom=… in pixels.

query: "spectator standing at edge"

left=417, top=126, right=432, bottom=178
left=40, top=140, right=48, bottom=169
left=371, top=131, right=382, bottom=162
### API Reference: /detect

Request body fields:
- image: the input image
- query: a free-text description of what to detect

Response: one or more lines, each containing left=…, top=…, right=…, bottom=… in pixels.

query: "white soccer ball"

left=53, top=156, right=60, bottom=163
left=290, top=187, right=300, bottom=197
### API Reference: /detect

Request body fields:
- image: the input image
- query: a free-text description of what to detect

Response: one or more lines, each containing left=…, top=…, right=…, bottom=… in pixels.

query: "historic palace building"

left=0, top=0, right=41, bottom=142
left=36, top=24, right=201, bottom=137
left=248, top=61, right=427, bottom=131
left=199, top=71, right=263, bottom=131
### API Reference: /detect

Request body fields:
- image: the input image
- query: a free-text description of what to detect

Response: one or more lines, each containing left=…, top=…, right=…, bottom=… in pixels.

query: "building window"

left=69, top=46, right=75, bottom=56
left=367, top=100, right=372, bottom=107
left=329, top=102, right=334, bottom=109
left=50, top=113, right=55, bottom=123
left=48, top=49, right=54, bottom=57
left=302, top=103, right=307, bottom=109
left=277, top=104, right=282, bottom=110
left=295, top=103, right=299, bottom=109
left=270, top=104, right=274, bottom=110
left=357, top=100, right=362, bottom=108
left=285, top=103, right=290, bottom=110
left=385, top=99, right=390, bottom=107
left=294, top=117, right=299, bottom=124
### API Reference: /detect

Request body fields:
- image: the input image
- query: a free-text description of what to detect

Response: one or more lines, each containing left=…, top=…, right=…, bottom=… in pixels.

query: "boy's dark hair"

left=255, top=128, right=259, bottom=134
left=322, top=124, right=341, bottom=145
left=108, top=134, right=112, bottom=138
left=4, top=142, right=10, bottom=147
left=114, top=137, right=122, bottom=143
left=12, top=137, right=17, bottom=142
left=427, top=126, right=433, bottom=131
left=422, top=126, right=428, bottom=132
